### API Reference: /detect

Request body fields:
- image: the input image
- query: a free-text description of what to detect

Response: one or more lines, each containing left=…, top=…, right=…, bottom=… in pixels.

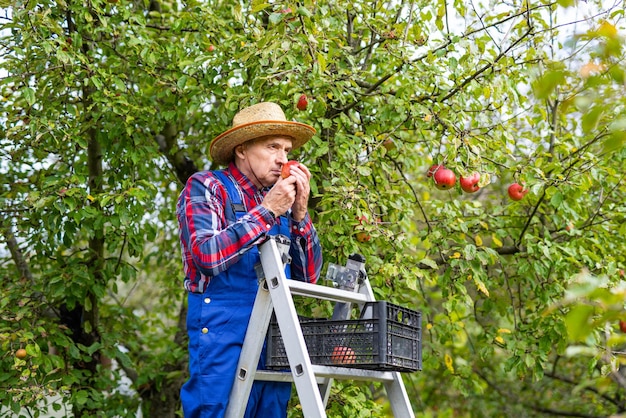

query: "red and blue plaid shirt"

left=177, top=163, right=322, bottom=293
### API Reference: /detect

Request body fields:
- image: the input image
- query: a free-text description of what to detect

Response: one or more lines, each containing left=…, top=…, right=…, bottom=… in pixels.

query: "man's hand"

left=262, top=163, right=311, bottom=221
left=287, top=163, right=311, bottom=222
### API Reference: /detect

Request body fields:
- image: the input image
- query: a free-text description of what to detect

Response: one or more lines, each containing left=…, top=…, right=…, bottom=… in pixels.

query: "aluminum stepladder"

left=224, top=236, right=415, bottom=418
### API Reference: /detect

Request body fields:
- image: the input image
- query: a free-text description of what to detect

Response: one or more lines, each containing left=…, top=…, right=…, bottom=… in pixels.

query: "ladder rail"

left=224, top=282, right=274, bottom=418
left=286, top=280, right=371, bottom=304
left=255, top=366, right=399, bottom=383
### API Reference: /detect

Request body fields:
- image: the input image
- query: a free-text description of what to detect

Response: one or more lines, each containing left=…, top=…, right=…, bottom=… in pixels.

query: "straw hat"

left=209, top=102, right=316, bottom=165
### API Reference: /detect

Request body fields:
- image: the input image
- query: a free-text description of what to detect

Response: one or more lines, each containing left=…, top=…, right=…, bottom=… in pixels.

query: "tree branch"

left=544, top=371, right=625, bottom=411
left=0, top=219, right=34, bottom=284
left=418, top=245, right=521, bottom=269
left=515, top=188, right=545, bottom=248
left=440, top=27, right=533, bottom=102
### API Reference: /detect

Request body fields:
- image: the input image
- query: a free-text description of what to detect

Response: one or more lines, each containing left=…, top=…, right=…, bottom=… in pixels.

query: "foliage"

left=1, top=0, right=625, bottom=417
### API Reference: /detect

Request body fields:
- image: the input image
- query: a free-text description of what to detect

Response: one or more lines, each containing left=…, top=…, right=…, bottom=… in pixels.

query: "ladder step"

left=255, top=366, right=397, bottom=383
left=287, top=280, right=370, bottom=304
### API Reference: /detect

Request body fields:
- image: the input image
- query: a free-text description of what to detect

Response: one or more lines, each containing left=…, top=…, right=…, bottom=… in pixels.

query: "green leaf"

left=581, top=107, right=602, bottom=133
left=357, top=166, right=372, bottom=176
left=565, top=305, right=595, bottom=342
left=463, top=244, right=477, bottom=261
left=603, top=131, right=626, bottom=153
left=22, top=87, right=35, bottom=106
left=251, top=2, right=271, bottom=13
left=297, top=6, right=313, bottom=18
left=533, top=70, right=566, bottom=99
left=556, top=0, right=575, bottom=7
left=550, top=191, right=563, bottom=207
left=269, top=12, right=283, bottom=25
left=419, top=257, right=438, bottom=269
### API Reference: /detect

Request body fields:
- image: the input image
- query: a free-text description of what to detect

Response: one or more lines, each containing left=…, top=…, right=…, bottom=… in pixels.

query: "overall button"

left=201, top=327, right=208, bottom=334
left=204, top=297, right=211, bottom=304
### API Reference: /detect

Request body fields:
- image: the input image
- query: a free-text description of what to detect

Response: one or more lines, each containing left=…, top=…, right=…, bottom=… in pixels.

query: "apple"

left=16, top=348, right=27, bottom=359
left=508, top=183, right=528, bottom=201
left=331, top=345, right=356, bottom=365
left=433, top=167, right=456, bottom=190
left=208, top=44, right=215, bottom=52
left=355, top=215, right=371, bottom=242
left=459, top=172, right=480, bottom=193
left=565, top=222, right=574, bottom=232
left=356, top=232, right=371, bottom=243
left=296, top=94, right=308, bottom=111
left=620, top=320, right=626, bottom=333
left=426, top=164, right=443, bottom=178
left=382, top=138, right=396, bottom=151
left=280, top=161, right=300, bottom=178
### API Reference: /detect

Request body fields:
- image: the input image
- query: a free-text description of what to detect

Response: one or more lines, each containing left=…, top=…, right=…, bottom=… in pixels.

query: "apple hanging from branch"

left=296, top=94, right=308, bottom=111
left=426, top=164, right=443, bottom=178
left=15, top=348, right=27, bottom=359
left=508, top=183, right=529, bottom=201
left=433, top=167, right=457, bottom=190
left=459, top=172, right=481, bottom=193
left=355, top=215, right=371, bottom=242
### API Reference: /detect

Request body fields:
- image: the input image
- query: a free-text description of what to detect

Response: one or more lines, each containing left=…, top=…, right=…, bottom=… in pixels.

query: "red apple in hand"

left=433, top=167, right=456, bottom=190
left=296, top=94, right=308, bottom=111
left=281, top=161, right=300, bottom=178
left=459, top=172, right=481, bottom=193
left=508, top=183, right=528, bottom=201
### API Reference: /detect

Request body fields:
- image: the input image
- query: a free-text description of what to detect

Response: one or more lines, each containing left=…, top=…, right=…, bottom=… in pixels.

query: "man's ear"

left=234, top=143, right=246, bottom=160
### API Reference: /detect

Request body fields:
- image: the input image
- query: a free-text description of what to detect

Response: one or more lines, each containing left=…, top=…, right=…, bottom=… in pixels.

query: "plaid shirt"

left=177, top=163, right=322, bottom=293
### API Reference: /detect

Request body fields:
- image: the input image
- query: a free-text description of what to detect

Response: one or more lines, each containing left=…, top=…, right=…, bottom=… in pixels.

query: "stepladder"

left=224, top=235, right=421, bottom=418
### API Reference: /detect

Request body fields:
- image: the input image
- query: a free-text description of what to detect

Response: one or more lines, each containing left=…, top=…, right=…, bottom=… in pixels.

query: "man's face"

left=235, top=135, right=293, bottom=188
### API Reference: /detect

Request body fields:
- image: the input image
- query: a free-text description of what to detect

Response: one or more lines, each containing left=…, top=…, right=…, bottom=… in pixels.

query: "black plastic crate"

left=266, top=301, right=421, bottom=372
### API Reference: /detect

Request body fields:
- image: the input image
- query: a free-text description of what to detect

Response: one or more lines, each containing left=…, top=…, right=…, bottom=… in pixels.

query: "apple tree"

left=1, top=0, right=625, bottom=417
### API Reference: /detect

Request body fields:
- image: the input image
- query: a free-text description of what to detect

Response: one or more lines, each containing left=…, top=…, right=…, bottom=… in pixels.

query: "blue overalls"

left=181, top=171, right=292, bottom=418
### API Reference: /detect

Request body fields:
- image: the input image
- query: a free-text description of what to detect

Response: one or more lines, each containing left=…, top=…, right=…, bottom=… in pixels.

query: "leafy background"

left=1, top=0, right=625, bottom=417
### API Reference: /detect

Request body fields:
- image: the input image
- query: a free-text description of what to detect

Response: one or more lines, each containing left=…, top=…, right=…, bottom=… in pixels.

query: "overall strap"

left=213, top=170, right=292, bottom=279
left=213, top=170, right=246, bottom=223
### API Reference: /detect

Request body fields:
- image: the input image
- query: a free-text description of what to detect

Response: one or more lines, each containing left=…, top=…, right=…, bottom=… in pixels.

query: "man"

left=177, top=102, right=323, bottom=417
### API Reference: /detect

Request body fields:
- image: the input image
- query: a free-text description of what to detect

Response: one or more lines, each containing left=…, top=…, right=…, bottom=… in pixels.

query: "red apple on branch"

left=426, top=164, right=443, bottom=178
left=355, top=215, right=371, bottom=242
left=507, top=183, right=528, bottom=201
left=433, top=167, right=456, bottom=190
left=296, top=94, right=308, bottom=111
left=459, top=172, right=481, bottom=193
